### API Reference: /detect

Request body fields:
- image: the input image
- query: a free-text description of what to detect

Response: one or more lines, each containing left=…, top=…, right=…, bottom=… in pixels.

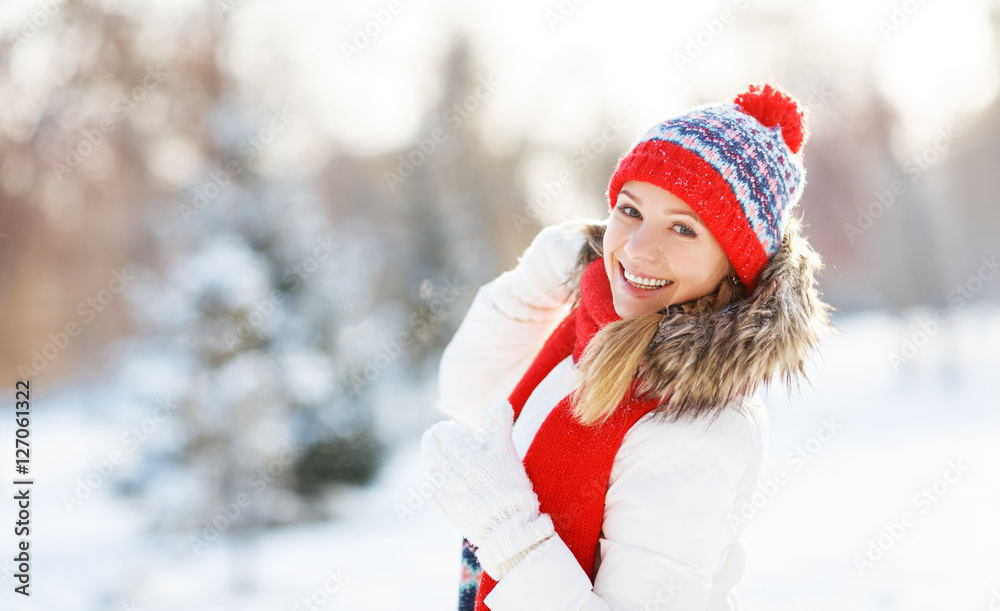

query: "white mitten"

left=490, top=221, right=589, bottom=321
left=421, top=400, right=555, bottom=580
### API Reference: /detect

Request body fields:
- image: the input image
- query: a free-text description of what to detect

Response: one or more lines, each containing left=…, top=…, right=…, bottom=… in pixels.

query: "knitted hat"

left=606, top=82, right=809, bottom=293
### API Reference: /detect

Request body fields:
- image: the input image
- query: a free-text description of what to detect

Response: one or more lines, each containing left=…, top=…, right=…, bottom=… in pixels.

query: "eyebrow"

left=619, top=188, right=705, bottom=224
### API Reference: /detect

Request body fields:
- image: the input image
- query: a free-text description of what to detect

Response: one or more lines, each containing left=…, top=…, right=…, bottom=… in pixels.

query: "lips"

left=619, top=261, right=673, bottom=291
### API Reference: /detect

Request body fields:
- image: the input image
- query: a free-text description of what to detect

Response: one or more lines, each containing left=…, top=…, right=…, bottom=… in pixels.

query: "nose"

left=622, top=222, right=661, bottom=264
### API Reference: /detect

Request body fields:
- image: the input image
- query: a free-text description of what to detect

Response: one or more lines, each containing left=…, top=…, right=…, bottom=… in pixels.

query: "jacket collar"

left=567, top=216, right=834, bottom=423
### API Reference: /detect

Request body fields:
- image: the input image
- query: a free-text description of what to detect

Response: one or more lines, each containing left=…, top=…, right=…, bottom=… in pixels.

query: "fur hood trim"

left=568, top=216, right=834, bottom=424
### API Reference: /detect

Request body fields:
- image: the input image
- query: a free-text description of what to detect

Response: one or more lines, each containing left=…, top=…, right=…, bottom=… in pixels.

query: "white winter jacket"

left=436, top=216, right=830, bottom=610
left=437, top=276, right=768, bottom=610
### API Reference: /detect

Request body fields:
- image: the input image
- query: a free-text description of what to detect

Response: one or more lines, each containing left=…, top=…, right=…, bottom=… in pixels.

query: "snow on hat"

left=606, top=82, right=809, bottom=293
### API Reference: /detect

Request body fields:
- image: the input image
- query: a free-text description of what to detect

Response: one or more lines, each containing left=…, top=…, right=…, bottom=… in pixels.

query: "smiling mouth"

left=621, top=262, right=673, bottom=290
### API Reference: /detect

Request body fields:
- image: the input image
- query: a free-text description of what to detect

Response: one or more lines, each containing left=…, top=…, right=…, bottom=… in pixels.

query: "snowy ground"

left=2, top=307, right=999, bottom=610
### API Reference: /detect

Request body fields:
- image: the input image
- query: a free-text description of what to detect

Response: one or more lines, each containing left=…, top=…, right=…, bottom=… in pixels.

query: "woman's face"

left=603, top=180, right=730, bottom=318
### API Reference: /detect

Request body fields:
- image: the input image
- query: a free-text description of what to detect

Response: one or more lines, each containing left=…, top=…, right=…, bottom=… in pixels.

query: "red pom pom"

left=733, top=83, right=808, bottom=155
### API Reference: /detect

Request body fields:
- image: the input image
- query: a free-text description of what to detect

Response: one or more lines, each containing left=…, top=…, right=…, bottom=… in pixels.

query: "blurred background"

left=1, top=0, right=999, bottom=609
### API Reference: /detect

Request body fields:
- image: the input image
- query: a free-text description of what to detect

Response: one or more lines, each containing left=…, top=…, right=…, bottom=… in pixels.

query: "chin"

left=610, top=292, right=664, bottom=318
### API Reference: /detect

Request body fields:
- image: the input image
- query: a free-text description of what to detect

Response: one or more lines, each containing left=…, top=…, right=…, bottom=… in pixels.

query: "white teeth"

left=623, top=267, right=670, bottom=288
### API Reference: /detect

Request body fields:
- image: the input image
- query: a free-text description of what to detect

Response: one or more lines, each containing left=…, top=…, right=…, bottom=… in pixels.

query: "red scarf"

left=474, top=257, right=662, bottom=610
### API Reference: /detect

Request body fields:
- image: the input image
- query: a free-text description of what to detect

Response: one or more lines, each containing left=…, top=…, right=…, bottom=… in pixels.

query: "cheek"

left=602, top=223, right=626, bottom=258
left=667, top=245, right=725, bottom=283
left=662, top=246, right=701, bottom=275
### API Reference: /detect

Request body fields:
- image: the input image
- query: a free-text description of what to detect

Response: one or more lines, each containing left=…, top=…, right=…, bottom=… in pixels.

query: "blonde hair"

left=570, top=267, right=747, bottom=426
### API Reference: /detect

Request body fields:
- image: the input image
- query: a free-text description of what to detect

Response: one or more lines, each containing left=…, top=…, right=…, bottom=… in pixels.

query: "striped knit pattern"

left=637, top=104, right=804, bottom=257
left=458, top=537, right=482, bottom=611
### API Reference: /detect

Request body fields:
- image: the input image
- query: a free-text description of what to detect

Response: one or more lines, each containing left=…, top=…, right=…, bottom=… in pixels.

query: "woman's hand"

left=421, top=400, right=555, bottom=580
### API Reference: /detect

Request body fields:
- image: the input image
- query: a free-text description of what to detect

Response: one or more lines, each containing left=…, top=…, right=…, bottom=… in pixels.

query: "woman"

left=421, top=82, right=832, bottom=610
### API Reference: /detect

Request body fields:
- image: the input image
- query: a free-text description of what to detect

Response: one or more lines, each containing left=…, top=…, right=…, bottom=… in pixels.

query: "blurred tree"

left=322, top=35, right=532, bottom=368
left=0, top=0, right=177, bottom=386
left=935, top=0, right=1000, bottom=298
left=108, top=10, right=391, bottom=539
left=124, top=166, right=385, bottom=534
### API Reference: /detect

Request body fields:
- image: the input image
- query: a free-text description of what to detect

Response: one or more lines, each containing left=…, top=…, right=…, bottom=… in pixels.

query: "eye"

left=615, top=202, right=641, bottom=219
left=672, top=223, right=696, bottom=237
